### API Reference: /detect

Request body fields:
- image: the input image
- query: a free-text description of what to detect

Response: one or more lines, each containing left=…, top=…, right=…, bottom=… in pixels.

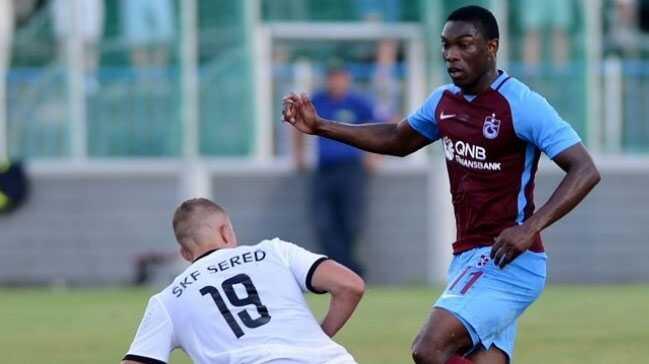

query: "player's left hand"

left=490, top=224, right=537, bottom=269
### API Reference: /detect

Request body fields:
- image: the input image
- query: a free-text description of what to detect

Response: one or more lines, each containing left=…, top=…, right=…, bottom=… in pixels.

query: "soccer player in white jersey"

left=122, top=198, right=364, bottom=364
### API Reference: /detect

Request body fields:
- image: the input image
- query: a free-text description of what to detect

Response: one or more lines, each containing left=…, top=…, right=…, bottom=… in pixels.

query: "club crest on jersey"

left=483, top=114, right=501, bottom=140
left=443, top=137, right=455, bottom=161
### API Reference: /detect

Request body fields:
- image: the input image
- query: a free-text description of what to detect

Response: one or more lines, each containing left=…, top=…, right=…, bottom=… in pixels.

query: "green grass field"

left=2, top=285, right=648, bottom=363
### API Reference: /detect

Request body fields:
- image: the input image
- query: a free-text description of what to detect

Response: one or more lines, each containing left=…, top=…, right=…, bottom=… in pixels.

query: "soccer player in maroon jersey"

left=282, top=5, right=600, bottom=364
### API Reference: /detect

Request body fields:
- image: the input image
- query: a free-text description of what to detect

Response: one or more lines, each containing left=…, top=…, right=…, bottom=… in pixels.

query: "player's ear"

left=180, top=246, right=193, bottom=262
left=487, top=38, right=499, bottom=58
left=220, top=220, right=238, bottom=247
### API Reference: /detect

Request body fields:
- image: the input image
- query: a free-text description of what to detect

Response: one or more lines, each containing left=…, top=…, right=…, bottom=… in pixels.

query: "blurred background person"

left=520, top=0, right=573, bottom=71
left=120, top=0, right=175, bottom=79
left=370, top=39, right=401, bottom=123
left=51, top=0, right=104, bottom=94
left=293, top=61, right=379, bottom=276
left=356, top=0, right=402, bottom=124
left=606, top=0, right=641, bottom=56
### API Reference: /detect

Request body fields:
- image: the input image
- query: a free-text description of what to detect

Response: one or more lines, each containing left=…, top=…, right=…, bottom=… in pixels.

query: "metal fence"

left=4, top=0, right=649, bottom=160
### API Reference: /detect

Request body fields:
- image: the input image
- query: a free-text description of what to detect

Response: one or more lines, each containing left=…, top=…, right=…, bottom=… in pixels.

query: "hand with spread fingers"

left=490, top=224, right=537, bottom=268
left=282, top=92, right=321, bottom=135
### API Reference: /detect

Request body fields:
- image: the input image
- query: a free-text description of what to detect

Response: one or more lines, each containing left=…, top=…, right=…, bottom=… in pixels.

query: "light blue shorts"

left=434, top=246, right=547, bottom=361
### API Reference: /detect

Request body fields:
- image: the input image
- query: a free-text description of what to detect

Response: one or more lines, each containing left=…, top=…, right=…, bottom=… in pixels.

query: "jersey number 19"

left=200, top=273, right=271, bottom=338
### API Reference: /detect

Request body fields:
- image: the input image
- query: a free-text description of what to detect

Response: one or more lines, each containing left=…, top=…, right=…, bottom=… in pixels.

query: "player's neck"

left=461, top=68, right=499, bottom=96
left=192, top=248, right=218, bottom=262
left=328, top=90, right=348, bottom=100
left=191, top=242, right=234, bottom=262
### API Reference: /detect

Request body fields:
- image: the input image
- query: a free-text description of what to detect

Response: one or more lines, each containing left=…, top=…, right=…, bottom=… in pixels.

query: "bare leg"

left=411, top=308, right=473, bottom=364
left=468, top=346, right=509, bottom=364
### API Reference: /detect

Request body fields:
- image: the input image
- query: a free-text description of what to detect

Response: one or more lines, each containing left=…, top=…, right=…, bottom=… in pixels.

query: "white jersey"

left=124, top=238, right=357, bottom=364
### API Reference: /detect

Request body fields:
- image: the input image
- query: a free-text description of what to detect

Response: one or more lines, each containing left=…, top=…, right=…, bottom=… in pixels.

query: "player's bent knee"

left=411, top=348, right=446, bottom=364
left=411, top=340, right=450, bottom=364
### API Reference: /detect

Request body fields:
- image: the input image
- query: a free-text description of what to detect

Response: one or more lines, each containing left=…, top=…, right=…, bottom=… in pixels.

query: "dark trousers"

left=311, top=160, right=367, bottom=276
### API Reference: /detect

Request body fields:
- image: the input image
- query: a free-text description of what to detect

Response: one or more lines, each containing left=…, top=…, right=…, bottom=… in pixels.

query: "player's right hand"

left=282, top=92, right=320, bottom=135
left=490, top=223, right=536, bottom=268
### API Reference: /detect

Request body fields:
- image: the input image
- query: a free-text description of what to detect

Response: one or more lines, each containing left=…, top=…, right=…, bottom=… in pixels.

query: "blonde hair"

left=172, top=198, right=226, bottom=246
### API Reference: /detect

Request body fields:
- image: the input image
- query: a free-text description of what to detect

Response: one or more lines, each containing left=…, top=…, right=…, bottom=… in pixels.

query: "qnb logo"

left=442, top=137, right=501, bottom=171
left=443, top=137, right=487, bottom=161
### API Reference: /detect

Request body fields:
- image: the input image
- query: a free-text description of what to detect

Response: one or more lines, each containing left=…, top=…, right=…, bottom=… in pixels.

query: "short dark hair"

left=172, top=198, right=225, bottom=243
left=446, top=5, right=499, bottom=40
left=325, top=57, right=349, bottom=76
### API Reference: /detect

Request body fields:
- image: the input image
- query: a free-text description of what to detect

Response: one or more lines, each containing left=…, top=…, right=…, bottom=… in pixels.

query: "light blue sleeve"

left=510, top=89, right=581, bottom=159
left=406, top=85, right=450, bottom=142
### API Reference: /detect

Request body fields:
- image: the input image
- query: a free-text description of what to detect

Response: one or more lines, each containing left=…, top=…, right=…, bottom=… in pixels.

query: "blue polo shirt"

left=311, top=90, right=374, bottom=167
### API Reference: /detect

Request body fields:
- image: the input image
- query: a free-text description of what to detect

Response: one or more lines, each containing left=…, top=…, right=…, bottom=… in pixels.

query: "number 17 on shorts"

left=444, top=266, right=485, bottom=298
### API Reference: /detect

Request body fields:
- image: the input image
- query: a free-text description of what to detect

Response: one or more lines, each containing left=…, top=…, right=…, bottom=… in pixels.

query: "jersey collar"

left=193, top=249, right=218, bottom=263
left=457, top=70, right=508, bottom=102
left=489, top=69, right=509, bottom=90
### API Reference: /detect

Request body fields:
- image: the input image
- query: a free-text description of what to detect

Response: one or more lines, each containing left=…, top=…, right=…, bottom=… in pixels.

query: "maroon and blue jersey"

left=408, top=71, right=581, bottom=254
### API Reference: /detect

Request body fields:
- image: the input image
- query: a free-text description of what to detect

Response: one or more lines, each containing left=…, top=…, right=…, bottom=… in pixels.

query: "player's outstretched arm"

left=310, top=260, right=365, bottom=337
left=492, top=143, right=600, bottom=267
left=282, top=93, right=430, bottom=157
